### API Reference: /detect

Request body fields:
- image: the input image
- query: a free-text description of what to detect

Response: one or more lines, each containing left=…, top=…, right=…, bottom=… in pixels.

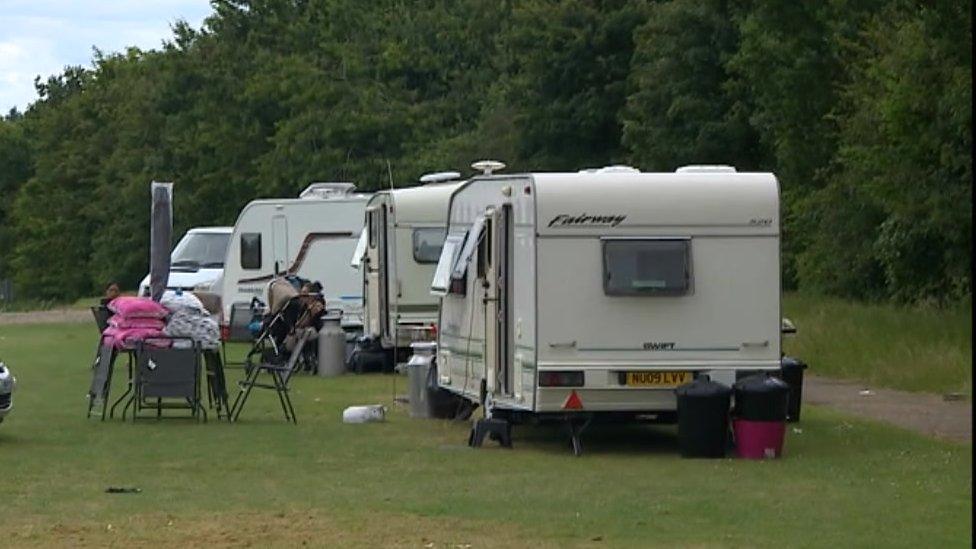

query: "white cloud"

left=0, top=0, right=213, bottom=113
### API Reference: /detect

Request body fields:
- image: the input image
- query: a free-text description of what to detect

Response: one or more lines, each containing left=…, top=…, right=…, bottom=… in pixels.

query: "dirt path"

left=0, top=308, right=91, bottom=326
left=805, top=375, right=971, bottom=443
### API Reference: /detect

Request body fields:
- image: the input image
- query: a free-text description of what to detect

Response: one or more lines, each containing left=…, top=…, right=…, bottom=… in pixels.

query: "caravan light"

left=539, top=371, right=584, bottom=387
left=562, top=390, right=584, bottom=410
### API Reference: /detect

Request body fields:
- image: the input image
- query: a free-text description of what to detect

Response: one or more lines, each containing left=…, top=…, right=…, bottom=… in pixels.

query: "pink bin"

left=733, top=418, right=786, bottom=459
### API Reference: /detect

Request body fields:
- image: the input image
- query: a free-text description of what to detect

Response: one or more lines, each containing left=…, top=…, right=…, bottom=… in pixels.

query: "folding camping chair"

left=127, top=338, right=206, bottom=422
left=202, top=348, right=230, bottom=420
left=230, top=328, right=311, bottom=423
left=91, top=305, right=111, bottom=333
left=86, top=342, right=116, bottom=421
left=89, top=305, right=111, bottom=370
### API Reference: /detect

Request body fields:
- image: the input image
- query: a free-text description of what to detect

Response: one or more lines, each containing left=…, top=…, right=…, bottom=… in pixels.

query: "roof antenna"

left=386, top=159, right=395, bottom=191
left=471, top=160, right=506, bottom=176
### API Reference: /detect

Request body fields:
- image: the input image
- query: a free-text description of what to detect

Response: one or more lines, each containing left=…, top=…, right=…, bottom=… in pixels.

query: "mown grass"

left=0, top=296, right=101, bottom=313
left=0, top=322, right=971, bottom=547
left=783, top=293, right=972, bottom=395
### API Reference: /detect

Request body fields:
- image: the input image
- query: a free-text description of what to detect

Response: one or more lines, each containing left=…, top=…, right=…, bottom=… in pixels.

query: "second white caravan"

left=221, top=183, right=371, bottom=332
left=352, top=173, right=463, bottom=366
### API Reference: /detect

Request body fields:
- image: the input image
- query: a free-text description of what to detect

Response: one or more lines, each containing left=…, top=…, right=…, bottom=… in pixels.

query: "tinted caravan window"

left=602, top=239, right=690, bottom=296
left=412, top=228, right=446, bottom=264
left=351, top=227, right=368, bottom=268
left=430, top=234, right=464, bottom=296
left=240, top=233, right=262, bottom=270
left=451, top=217, right=485, bottom=281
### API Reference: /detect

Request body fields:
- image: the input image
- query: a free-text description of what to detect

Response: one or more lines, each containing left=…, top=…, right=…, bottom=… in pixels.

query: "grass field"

left=0, top=322, right=971, bottom=547
left=783, top=293, right=972, bottom=395
left=0, top=296, right=100, bottom=313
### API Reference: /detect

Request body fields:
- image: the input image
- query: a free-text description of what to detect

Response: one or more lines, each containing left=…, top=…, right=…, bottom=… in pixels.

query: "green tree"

left=622, top=0, right=762, bottom=171
left=12, top=68, right=100, bottom=299
left=805, top=1, right=972, bottom=303
left=498, top=0, right=646, bottom=170
left=0, top=117, right=33, bottom=283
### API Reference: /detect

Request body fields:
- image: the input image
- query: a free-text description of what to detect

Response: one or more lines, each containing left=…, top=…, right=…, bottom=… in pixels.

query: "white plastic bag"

left=342, top=404, right=386, bottom=424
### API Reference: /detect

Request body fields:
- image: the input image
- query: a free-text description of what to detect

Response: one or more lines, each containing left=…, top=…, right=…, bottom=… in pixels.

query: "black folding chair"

left=89, top=306, right=111, bottom=370
left=86, top=342, right=116, bottom=420
left=91, top=305, right=111, bottom=333
left=127, top=338, right=206, bottom=422
left=202, top=348, right=230, bottom=420
left=230, top=329, right=310, bottom=423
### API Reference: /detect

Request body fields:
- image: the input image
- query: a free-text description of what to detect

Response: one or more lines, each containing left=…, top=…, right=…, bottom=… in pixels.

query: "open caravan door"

left=363, top=205, right=389, bottom=340
left=481, top=205, right=514, bottom=402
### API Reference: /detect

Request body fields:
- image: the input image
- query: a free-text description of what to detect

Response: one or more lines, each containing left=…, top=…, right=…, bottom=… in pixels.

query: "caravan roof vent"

left=300, top=182, right=357, bottom=199
left=595, top=165, right=640, bottom=174
left=419, top=171, right=462, bottom=184
left=676, top=165, right=737, bottom=174
left=471, top=160, right=506, bottom=176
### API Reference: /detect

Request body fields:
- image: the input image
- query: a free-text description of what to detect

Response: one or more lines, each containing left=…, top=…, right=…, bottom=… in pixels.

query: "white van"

left=221, top=183, right=371, bottom=332
left=352, top=172, right=463, bottom=363
left=431, top=165, right=780, bottom=441
left=137, top=227, right=232, bottom=297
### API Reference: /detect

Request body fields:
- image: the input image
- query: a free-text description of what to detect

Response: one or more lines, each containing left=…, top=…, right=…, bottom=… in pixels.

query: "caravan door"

left=272, top=215, right=289, bottom=275
left=364, top=206, right=389, bottom=340
left=483, top=204, right=514, bottom=399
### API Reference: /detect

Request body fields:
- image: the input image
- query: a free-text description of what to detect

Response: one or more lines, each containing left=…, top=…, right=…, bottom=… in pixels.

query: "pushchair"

left=255, top=277, right=325, bottom=369
left=229, top=277, right=325, bottom=422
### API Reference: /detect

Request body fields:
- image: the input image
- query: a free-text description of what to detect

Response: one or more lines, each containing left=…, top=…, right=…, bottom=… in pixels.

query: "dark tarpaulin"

left=149, top=182, right=173, bottom=302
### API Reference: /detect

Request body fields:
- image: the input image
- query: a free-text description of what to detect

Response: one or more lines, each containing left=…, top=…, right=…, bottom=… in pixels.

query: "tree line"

left=0, top=0, right=970, bottom=305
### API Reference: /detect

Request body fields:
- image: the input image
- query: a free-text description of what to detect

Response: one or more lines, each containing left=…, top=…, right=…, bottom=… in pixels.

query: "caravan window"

left=240, top=233, right=262, bottom=270
left=451, top=217, right=485, bottom=281
left=412, top=228, right=447, bottom=264
left=368, top=211, right=378, bottom=249
left=430, top=234, right=464, bottom=296
left=602, top=239, right=691, bottom=296
left=351, top=227, right=368, bottom=268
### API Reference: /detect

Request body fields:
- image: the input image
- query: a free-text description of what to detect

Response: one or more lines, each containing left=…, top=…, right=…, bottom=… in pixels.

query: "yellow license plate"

left=625, top=371, right=691, bottom=387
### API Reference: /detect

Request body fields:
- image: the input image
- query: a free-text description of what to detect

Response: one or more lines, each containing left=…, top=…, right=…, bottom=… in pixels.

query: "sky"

left=0, top=0, right=214, bottom=114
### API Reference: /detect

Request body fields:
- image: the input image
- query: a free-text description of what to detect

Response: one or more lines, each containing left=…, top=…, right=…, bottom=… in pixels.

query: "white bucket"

left=342, top=404, right=386, bottom=424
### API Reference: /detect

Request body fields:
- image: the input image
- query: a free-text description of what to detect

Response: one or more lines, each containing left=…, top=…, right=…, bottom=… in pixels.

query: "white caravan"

left=221, top=183, right=371, bottom=331
left=431, top=165, right=780, bottom=439
left=137, top=227, right=233, bottom=297
left=352, top=173, right=463, bottom=362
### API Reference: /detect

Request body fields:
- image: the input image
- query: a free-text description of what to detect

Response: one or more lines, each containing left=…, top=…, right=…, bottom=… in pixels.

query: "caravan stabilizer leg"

left=468, top=417, right=513, bottom=448
left=565, top=416, right=592, bottom=457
